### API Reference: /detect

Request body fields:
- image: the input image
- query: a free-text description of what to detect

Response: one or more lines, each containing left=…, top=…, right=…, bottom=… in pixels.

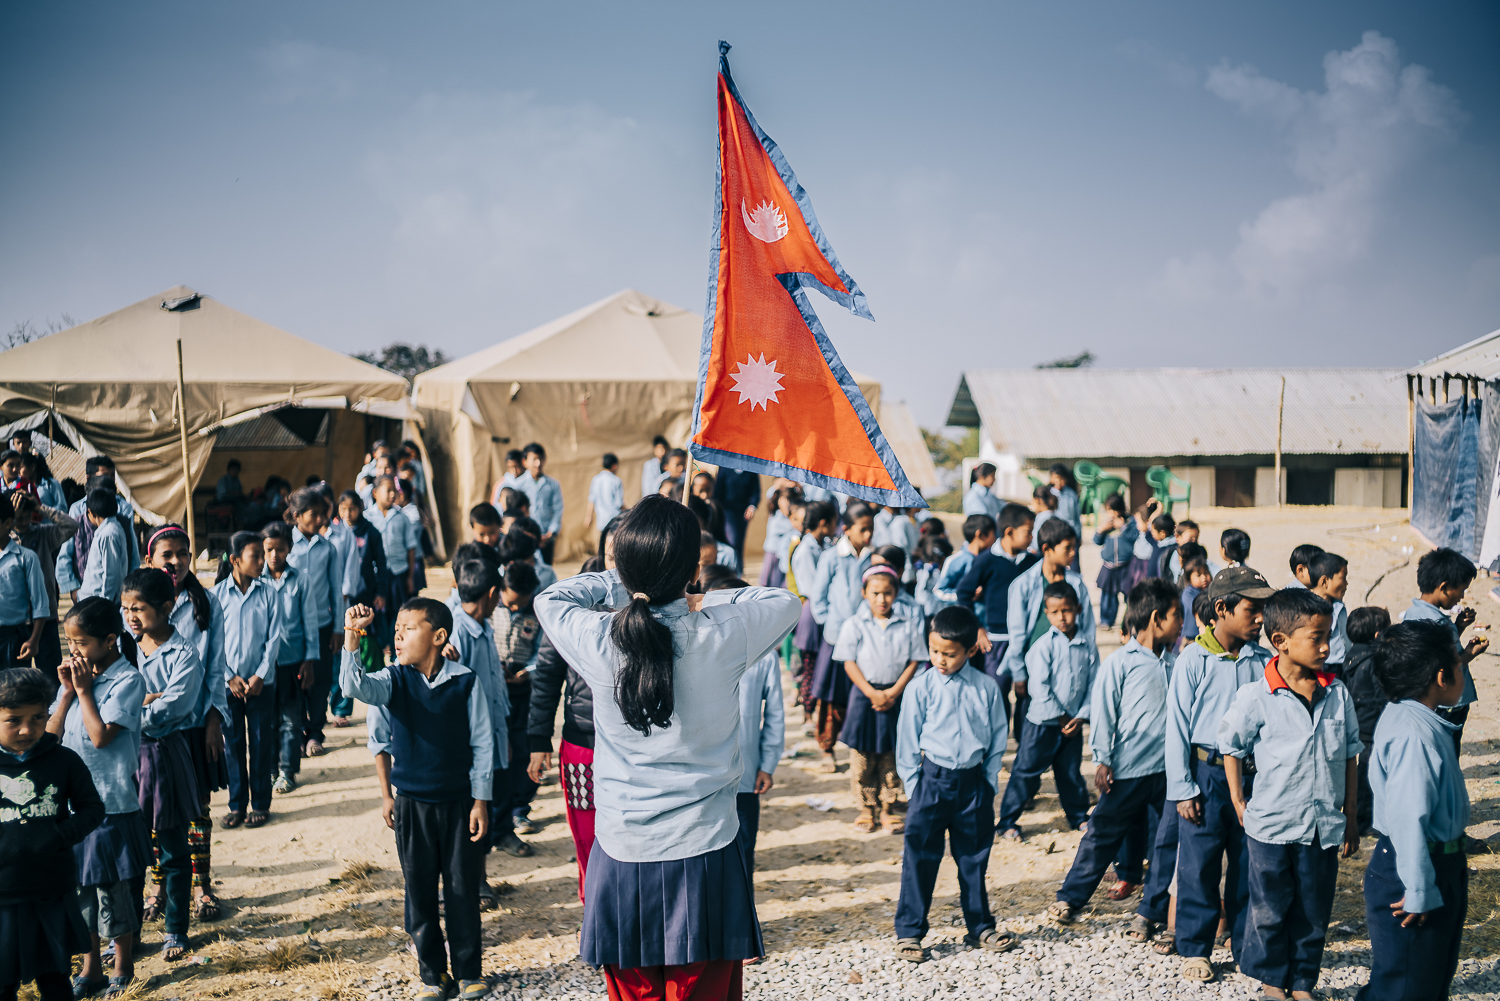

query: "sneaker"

left=513, top=815, right=539, bottom=836
left=497, top=833, right=535, bottom=858
left=272, top=773, right=296, bottom=795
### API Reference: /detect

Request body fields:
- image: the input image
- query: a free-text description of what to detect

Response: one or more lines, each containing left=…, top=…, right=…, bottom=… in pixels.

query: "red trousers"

left=560, top=739, right=596, bottom=903
left=603, top=961, right=743, bottom=1001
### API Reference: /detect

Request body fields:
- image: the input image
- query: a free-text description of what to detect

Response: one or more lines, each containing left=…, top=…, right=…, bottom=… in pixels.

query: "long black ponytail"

left=608, top=495, right=702, bottom=736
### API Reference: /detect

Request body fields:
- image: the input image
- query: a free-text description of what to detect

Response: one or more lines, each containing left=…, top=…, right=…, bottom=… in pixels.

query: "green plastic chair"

left=1073, top=460, right=1103, bottom=517
left=1094, top=475, right=1129, bottom=510
left=1146, top=466, right=1192, bottom=516
left=1026, top=472, right=1046, bottom=492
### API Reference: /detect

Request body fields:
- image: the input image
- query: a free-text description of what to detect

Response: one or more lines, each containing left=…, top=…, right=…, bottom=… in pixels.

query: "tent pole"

left=1275, top=375, right=1285, bottom=509
left=176, top=339, right=197, bottom=560
left=1406, top=375, right=1415, bottom=512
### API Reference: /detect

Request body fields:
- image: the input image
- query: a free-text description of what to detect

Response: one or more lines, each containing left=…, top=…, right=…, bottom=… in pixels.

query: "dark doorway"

left=1287, top=469, right=1335, bottom=506
left=1129, top=467, right=1150, bottom=511
left=1216, top=467, right=1255, bottom=508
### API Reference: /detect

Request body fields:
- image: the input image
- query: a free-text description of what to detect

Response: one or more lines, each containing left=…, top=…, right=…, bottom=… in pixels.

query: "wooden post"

left=1407, top=374, right=1416, bottom=511
left=175, top=339, right=197, bottom=557
left=1275, top=375, right=1286, bottom=508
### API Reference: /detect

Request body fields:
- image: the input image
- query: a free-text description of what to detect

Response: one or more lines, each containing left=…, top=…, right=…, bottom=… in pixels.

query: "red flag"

left=690, top=41, right=924, bottom=508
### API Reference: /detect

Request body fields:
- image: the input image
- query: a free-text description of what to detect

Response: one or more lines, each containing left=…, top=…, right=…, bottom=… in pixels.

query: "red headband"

left=862, top=565, right=899, bottom=584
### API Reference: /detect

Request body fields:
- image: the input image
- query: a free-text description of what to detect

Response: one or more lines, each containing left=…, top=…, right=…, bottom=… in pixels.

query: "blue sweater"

left=956, top=549, right=1039, bottom=635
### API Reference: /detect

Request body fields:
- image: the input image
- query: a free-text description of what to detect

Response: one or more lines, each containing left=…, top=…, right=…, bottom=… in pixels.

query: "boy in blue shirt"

left=0, top=492, right=50, bottom=667
left=79, top=489, right=128, bottom=603
left=1359, top=620, right=1471, bottom=1001
left=1164, top=565, right=1275, bottom=983
left=893, top=607, right=1014, bottom=962
left=1050, top=577, right=1181, bottom=924
left=932, top=513, right=993, bottom=612
left=1219, top=588, right=1362, bottom=1000
left=957, top=504, right=1038, bottom=692
left=1400, top=546, right=1487, bottom=756
left=997, top=580, right=1099, bottom=840
left=584, top=453, right=624, bottom=532
left=1308, top=552, right=1350, bottom=677
left=260, top=523, right=320, bottom=794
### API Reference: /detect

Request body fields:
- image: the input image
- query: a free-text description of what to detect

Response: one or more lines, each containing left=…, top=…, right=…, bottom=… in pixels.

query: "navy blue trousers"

left=737, top=792, right=760, bottom=869
left=894, top=759, right=995, bottom=941
left=1358, top=835, right=1466, bottom=1001
left=1058, top=772, right=1165, bottom=909
left=1175, top=757, right=1251, bottom=961
left=224, top=686, right=276, bottom=813
left=981, top=643, right=1024, bottom=743
left=1242, top=835, right=1339, bottom=992
left=997, top=720, right=1089, bottom=833
left=1137, top=798, right=1181, bottom=924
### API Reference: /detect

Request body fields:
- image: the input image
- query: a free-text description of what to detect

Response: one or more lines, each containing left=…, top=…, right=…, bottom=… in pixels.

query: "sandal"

left=305, top=739, right=324, bottom=757
left=478, top=880, right=497, bottom=912
left=413, top=986, right=444, bottom=1001
left=245, top=811, right=269, bottom=828
left=71, top=974, right=108, bottom=998
left=1046, top=901, right=1078, bottom=925
left=195, top=891, right=221, bottom=922
left=1125, top=915, right=1155, bottom=943
left=894, top=937, right=924, bottom=962
left=853, top=809, right=879, bottom=834
left=965, top=929, right=1017, bottom=952
left=102, top=977, right=134, bottom=999
left=1107, top=880, right=1139, bottom=901
left=141, top=892, right=163, bottom=922
left=1180, top=956, right=1214, bottom=982
left=880, top=811, right=905, bottom=835
left=221, top=811, right=245, bottom=829
left=1152, top=928, right=1178, bottom=956
left=161, top=932, right=190, bottom=962
left=458, top=980, right=489, bottom=1000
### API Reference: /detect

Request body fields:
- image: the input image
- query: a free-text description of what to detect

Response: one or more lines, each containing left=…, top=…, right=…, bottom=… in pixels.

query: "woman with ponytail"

left=534, top=494, right=800, bottom=998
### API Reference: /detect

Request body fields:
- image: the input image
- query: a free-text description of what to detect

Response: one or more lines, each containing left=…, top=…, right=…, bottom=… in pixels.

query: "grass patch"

left=265, top=937, right=312, bottom=972
left=340, top=860, right=380, bottom=887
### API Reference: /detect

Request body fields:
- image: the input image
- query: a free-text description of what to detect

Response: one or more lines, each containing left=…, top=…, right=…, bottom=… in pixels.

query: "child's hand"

left=1341, top=815, right=1360, bottom=859
left=382, top=796, right=396, bottom=831
left=1230, top=798, right=1246, bottom=828
left=1060, top=717, right=1081, bottom=736
left=67, top=658, right=95, bottom=696
left=975, top=633, right=993, bottom=654
left=300, top=660, right=317, bottom=691
left=1389, top=897, right=1429, bottom=928
left=1178, top=796, right=1204, bottom=826
left=528, top=752, right=551, bottom=785
left=1455, top=606, right=1477, bottom=630
left=143, top=692, right=163, bottom=707
left=346, top=604, right=376, bottom=633
left=1094, top=764, right=1113, bottom=795
left=246, top=676, right=265, bottom=698
left=468, top=799, right=489, bottom=843
left=442, top=642, right=461, bottom=662
left=754, top=770, right=774, bottom=794
left=56, top=659, right=76, bottom=696
left=204, top=713, right=223, bottom=763
left=228, top=676, right=248, bottom=699
left=1464, top=634, right=1489, bottom=661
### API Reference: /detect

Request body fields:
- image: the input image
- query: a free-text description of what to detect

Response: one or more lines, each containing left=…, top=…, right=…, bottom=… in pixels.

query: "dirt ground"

left=68, top=505, right=1500, bottom=1000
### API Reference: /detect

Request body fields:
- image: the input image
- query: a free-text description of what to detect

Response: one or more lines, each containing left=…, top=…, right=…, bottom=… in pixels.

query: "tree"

left=921, top=426, right=980, bottom=513
left=353, top=342, right=449, bottom=383
left=1036, top=350, right=1094, bottom=369
left=3, top=314, right=77, bottom=351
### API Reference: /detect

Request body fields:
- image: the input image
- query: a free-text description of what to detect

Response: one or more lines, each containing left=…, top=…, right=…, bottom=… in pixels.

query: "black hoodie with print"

left=0, top=732, right=104, bottom=904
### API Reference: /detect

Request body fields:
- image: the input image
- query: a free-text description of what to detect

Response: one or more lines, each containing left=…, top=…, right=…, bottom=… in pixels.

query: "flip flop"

left=103, top=977, right=134, bottom=999
left=1180, top=956, right=1214, bottom=982
left=1107, top=880, right=1139, bottom=900
left=1125, top=915, right=1155, bottom=942
left=71, top=974, right=108, bottom=998
left=161, top=932, right=190, bottom=962
left=1046, top=901, right=1078, bottom=924
left=1153, top=928, right=1178, bottom=956
left=895, top=938, right=924, bottom=962
left=195, top=892, right=221, bottom=922
left=245, top=811, right=269, bottom=828
left=141, top=893, right=163, bottom=922
left=478, top=880, right=497, bottom=912
left=221, top=811, right=245, bottom=829
left=965, top=929, right=1017, bottom=952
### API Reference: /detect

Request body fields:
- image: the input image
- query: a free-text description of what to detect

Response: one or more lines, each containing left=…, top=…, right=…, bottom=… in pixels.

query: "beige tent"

left=415, top=288, right=886, bottom=559
left=878, top=400, right=940, bottom=495
left=0, top=286, right=410, bottom=528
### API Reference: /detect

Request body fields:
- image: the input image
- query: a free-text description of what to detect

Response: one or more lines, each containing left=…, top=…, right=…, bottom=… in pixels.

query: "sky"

left=2, top=1, right=1497, bottom=427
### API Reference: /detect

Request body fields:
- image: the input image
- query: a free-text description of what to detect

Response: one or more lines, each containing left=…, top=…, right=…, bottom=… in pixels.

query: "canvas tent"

left=0, top=286, right=411, bottom=534
left=414, top=288, right=889, bottom=559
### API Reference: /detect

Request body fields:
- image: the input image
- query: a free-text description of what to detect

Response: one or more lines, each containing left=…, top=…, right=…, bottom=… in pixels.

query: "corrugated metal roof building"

left=946, top=368, right=1409, bottom=509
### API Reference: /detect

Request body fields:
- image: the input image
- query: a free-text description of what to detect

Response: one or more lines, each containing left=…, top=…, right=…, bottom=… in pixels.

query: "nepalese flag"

left=689, top=41, right=926, bottom=509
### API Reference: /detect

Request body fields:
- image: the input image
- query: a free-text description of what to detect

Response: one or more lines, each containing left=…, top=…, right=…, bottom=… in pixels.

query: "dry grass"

left=305, top=955, right=361, bottom=1001
left=265, top=937, right=313, bottom=972
left=214, top=935, right=256, bottom=975
left=340, top=859, right=381, bottom=888
left=1463, top=865, right=1500, bottom=958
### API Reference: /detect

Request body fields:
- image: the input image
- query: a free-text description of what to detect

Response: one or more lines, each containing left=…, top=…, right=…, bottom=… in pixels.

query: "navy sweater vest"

left=387, top=665, right=477, bottom=803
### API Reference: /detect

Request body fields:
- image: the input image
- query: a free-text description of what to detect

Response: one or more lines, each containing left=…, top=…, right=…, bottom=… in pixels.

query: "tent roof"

left=0, top=286, right=407, bottom=392
left=1409, top=328, right=1500, bottom=381
left=876, top=400, right=939, bottom=493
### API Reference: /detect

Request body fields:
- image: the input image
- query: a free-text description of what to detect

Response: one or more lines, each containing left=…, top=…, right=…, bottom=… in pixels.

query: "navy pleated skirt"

left=76, top=811, right=153, bottom=887
left=793, top=601, right=821, bottom=654
left=581, top=828, right=763, bottom=969
left=808, top=638, right=850, bottom=706
left=839, top=682, right=901, bottom=754
left=137, top=731, right=201, bottom=831
left=0, top=894, right=90, bottom=984
left=186, top=724, right=229, bottom=797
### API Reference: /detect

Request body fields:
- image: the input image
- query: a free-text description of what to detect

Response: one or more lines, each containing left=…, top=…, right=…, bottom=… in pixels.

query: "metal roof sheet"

left=1409, top=328, right=1500, bottom=381
left=876, top=400, right=940, bottom=493
left=948, top=368, right=1407, bottom=459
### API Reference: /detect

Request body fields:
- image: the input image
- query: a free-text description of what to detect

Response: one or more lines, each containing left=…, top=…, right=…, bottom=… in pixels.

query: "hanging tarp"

left=1412, top=395, right=1481, bottom=556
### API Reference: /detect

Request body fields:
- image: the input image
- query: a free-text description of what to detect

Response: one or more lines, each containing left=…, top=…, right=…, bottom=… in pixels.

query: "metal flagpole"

left=176, top=339, right=197, bottom=557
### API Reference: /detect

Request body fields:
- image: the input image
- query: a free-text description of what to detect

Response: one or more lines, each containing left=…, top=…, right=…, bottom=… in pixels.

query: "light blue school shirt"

left=55, top=536, right=81, bottom=594
left=738, top=652, right=785, bottom=793
left=263, top=566, right=319, bottom=664
left=171, top=590, right=231, bottom=728
left=1401, top=598, right=1476, bottom=707
left=517, top=471, right=563, bottom=536
left=873, top=510, right=919, bottom=556
left=1024, top=625, right=1100, bottom=724
left=776, top=528, right=800, bottom=574
left=137, top=630, right=207, bottom=739
left=80, top=517, right=128, bottom=602
left=588, top=470, right=625, bottom=527
left=1000, top=562, right=1096, bottom=683
left=37, top=477, right=65, bottom=511
left=69, top=493, right=138, bottom=569
left=808, top=536, right=872, bottom=646
left=1368, top=700, right=1471, bottom=913
left=325, top=522, right=360, bottom=601
left=534, top=570, right=801, bottom=863
left=1090, top=639, right=1173, bottom=781
left=1053, top=485, right=1082, bottom=540
left=932, top=548, right=975, bottom=608
left=51, top=656, right=145, bottom=813
left=0, top=540, right=48, bottom=626
left=1165, top=634, right=1273, bottom=801
left=962, top=483, right=1002, bottom=519
left=640, top=457, right=666, bottom=499
left=832, top=602, right=927, bottom=685
left=209, top=576, right=281, bottom=684
left=1326, top=599, right=1349, bottom=665
left=290, top=527, right=340, bottom=629
left=763, top=512, right=795, bottom=570
left=1218, top=663, right=1363, bottom=846
left=367, top=504, right=417, bottom=575
left=337, top=650, right=493, bottom=801
left=366, top=705, right=391, bottom=757
left=531, top=557, right=558, bottom=592
left=445, top=592, right=511, bottom=771
left=896, top=663, right=1007, bottom=796
left=715, top=542, right=739, bottom=570
left=788, top=534, right=831, bottom=599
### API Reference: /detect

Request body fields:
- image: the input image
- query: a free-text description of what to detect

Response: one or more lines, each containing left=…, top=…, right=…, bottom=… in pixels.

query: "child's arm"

left=299, top=573, right=321, bottom=687
left=1340, top=687, right=1364, bottom=858
left=1024, top=640, right=1060, bottom=722
left=1216, top=688, right=1260, bottom=826
left=375, top=751, right=395, bottom=830
left=757, top=661, right=786, bottom=793
left=1167, top=656, right=1204, bottom=823
left=66, top=659, right=132, bottom=749
left=1088, top=661, right=1119, bottom=794
left=58, top=751, right=106, bottom=846
left=18, top=552, right=48, bottom=662
left=250, top=591, right=282, bottom=695
left=1000, top=581, right=1028, bottom=683
left=895, top=680, right=925, bottom=795
left=339, top=605, right=394, bottom=705
left=464, top=677, right=494, bottom=843
left=143, top=644, right=207, bottom=734
left=885, top=660, right=920, bottom=701
left=1381, top=734, right=1447, bottom=917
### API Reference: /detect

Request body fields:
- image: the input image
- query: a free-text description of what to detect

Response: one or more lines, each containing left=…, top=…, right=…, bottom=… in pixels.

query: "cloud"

left=1165, top=31, right=1460, bottom=301
left=258, top=41, right=376, bottom=103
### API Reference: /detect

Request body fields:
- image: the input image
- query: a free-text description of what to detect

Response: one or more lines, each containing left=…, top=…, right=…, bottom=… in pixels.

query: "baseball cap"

left=1206, top=566, right=1277, bottom=602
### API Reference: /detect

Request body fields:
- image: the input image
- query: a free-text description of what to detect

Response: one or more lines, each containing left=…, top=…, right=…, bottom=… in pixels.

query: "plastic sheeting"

left=1413, top=395, right=1484, bottom=558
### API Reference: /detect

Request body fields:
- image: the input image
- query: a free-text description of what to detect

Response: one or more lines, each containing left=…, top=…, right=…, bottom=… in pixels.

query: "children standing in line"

left=0, top=492, right=50, bottom=667
left=340, top=601, right=493, bottom=1001
left=957, top=505, right=1038, bottom=696
left=1051, top=578, right=1181, bottom=925
left=1359, top=620, right=1471, bottom=1001
left=835, top=565, right=926, bottom=834
left=79, top=490, right=128, bottom=603
left=1308, top=552, right=1350, bottom=676
left=285, top=490, right=341, bottom=756
left=893, top=606, right=1014, bottom=962
left=260, top=523, right=319, bottom=795
left=368, top=476, right=420, bottom=658
left=46, top=599, right=148, bottom=998
left=1092, top=493, right=1137, bottom=629
left=997, top=582, right=1099, bottom=840
left=1219, top=588, right=1362, bottom=999
left=788, top=500, right=837, bottom=710
left=0, top=667, right=105, bottom=1001
left=1163, top=566, right=1275, bottom=983
left=1344, top=606, right=1391, bottom=835
left=1399, top=547, right=1486, bottom=755
left=585, top=454, right=625, bottom=532
left=807, top=503, right=876, bottom=773
left=210, top=533, right=282, bottom=829
left=491, top=563, right=543, bottom=854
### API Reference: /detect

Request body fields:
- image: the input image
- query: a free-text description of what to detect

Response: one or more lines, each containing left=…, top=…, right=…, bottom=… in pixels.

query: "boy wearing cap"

left=1218, top=588, right=1362, bottom=1000
left=1163, top=565, right=1275, bottom=983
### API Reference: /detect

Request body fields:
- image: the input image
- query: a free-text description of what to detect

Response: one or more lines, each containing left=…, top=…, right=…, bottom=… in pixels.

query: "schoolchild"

left=1147, top=511, right=1177, bottom=580
left=260, top=523, right=318, bottom=794
left=1219, top=588, right=1361, bottom=998
left=962, top=463, right=1003, bottom=519
left=340, top=600, right=493, bottom=1001
left=368, top=476, right=419, bottom=657
left=788, top=500, right=837, bottom=710
left=1027, top=484, right=1057, bottom=553
left=1344, top=606, right=1391, bottom=835
left=1399, top=547, right=1486, bottom=754
left=11, top=492, right=78, bottom=672
left=835, top=565, right=926, bottom=834
left=492, top=449, right=525, bottom=506
left=121, top=567, right=206, bottom=961
left=467, top=502, right=504, bottom=553
left=501, top=521, right=557, bottom=591
left=527, top=630, right=597, bottom=902
left=933, top=514, right=994, bottom=615
left=957, top=505, right=1038, bottom=700
left=0, top=667, right=105, bottom=1001
left=1358, top=620, right=1472, bottom=1001
left=209, top=533, right=282, bottom=828
left=996, top=581, right=1099, bottom=840
left=1092, top=492, right=1137, bottom=629
left=639, top=436, right=669, bottom=500
left=283, top=490, right=341, bottom=757
left=516, top=443, right=563, bottom=565
left=394, top=479, right=429, bottom=594
left=1286, top=544, right=1324, bottom=590
left=1048, top=464, right=1082, bottom=546
left=806, top=502, right=876, bottom=772
left=1178, top=557, right=1213, bottom=642
left=1308, top=552, right=1350, bottom=677
left=79, top=489, right=128, bottom=603
left=46, top=599, right=148, bottom=997
left=0, top=491, right=50, bottom=667
left=491, top=562, right=543, bottom=853
left=1163, top=566, right=1275, bottom=983
left=1165, top=520, right=1218, bottom=580
left=585, top=454, right=625, bottom=532
left=893, top=606, right=1015, bottom=962
left=1052, top=578, right=1181, bottom=925
left=912, top=533, right=955, bottom=619
left=1220, top=528, right=1251, bottom=568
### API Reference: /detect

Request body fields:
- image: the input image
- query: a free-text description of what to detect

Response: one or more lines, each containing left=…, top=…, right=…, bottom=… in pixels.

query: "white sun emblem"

left=741, top=199, right=788, bottom=243
left=729, top=353, right=785, bottom=411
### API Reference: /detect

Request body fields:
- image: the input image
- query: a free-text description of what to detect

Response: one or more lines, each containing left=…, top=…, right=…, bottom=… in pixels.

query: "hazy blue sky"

left=3, top=2, right=1497, bottom=425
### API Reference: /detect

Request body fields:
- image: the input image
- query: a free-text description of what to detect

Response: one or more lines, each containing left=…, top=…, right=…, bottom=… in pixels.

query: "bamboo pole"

left=1275, top=376, right=1286, bottom=508
left=175, top=339, right=197, bottom=558
left=1407, top=374, right=1416, bottom=511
